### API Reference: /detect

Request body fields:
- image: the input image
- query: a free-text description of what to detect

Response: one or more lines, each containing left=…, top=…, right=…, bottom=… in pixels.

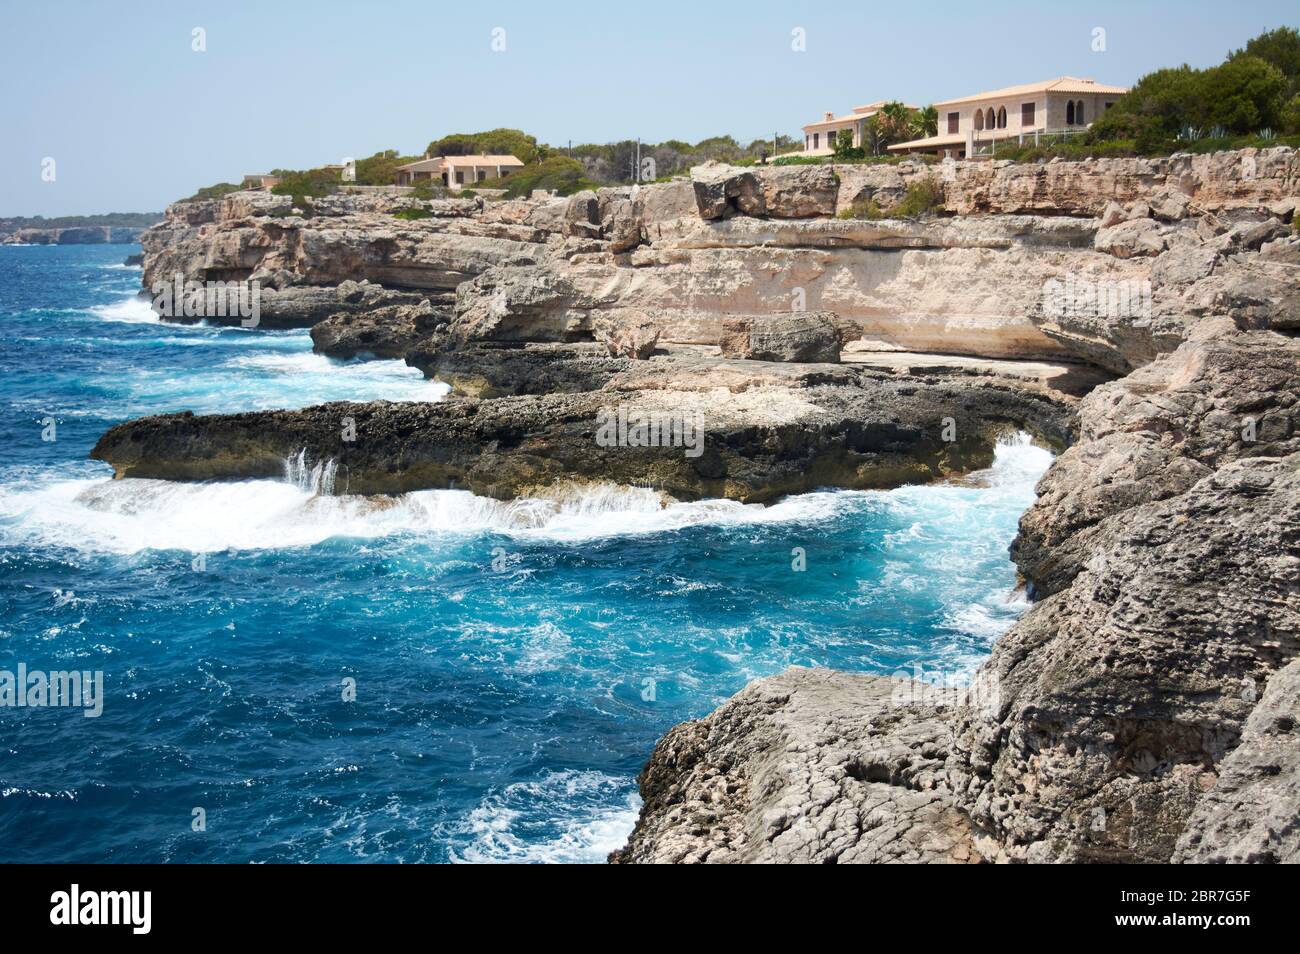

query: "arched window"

left=1076, top=100, right=1085, bottom=125
left=974, top=110, right=984, bottom=130
left=1066, top=100, right=1075, bottom=125
left=997, top=106, right=1007, bottom=129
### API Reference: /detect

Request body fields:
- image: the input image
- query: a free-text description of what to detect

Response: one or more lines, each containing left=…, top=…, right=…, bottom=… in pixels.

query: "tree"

left=1200, top=55, right=1287, bottom=132
left=423, top=129, right=540, bottom=164
left=1088, top=27, right=1295, bottom=148
left=353, top=149, right=421, bottom=186
left=1231, top=26, right=1300, bottom=97
left=912, top=105, right=939, bottom=138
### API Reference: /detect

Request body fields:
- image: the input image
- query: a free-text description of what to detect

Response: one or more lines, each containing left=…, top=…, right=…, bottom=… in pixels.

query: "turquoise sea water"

left=0, top=244, right=1050, bottom=862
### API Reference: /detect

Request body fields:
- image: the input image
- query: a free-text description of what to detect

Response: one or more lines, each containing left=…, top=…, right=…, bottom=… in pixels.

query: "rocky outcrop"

left=1172, top=658, right=1300, bottom=863
left=90, top=354, right=1072, bottom=501
left=1012, top=325, right=1300, bottom=596
left=719, top=312, right=842, bottom=363
left=135, top=149, right=1297, bottom=369
left=310, top=294, right=453, bottom=358
left=610, top=669, right=973, bottom=863
left=614, top=328, right=1300, bottom=864
left=138, top=190, right=546, bottom=327
left=940, top=147, right=1300, bottom=217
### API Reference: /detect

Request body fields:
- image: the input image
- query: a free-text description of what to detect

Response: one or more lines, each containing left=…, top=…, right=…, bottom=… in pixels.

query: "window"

left=947, top=112, right=959, bottom=134
left=974, top=110, right=984, bottom=130
left=813, top=132, right=819, bottom=149
left=986, top=107, right=995, bottom=129
left=1076, top=100, right=1085, bottom=125
left=1066, top=101, right=1075, bottom=125
left=997, top=106, right=1006, bottom=129
left=1021, top=102, right=1035, bottom=128
left=478, top=170, right=487, bottom=182
left=1105, top=101, right=1115, bottom=110
left=456, top=171, right=465, bottom=184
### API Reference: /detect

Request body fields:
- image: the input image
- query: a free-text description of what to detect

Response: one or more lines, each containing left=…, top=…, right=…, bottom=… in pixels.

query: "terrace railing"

left=969, top=126, right=1089, bottom=158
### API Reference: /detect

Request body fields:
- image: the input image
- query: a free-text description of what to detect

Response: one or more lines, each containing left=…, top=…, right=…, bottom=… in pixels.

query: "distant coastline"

left=0, top=212, right=160, bottom=246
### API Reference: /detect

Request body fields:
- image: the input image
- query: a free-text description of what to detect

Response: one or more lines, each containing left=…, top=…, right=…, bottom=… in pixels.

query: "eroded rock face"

left=941, top=147, right=1300, bottom=216
left=613, top=329, right=1300, bottom=864
left=1172, top=658, right=1300, bottom=863
left=310, top=295, right=452, bottom=358
left=957, top=452, right=1300, bottom=862
left=1012, top=327, right=1300, bottom=597
left=719, top=312, right=842, bottom=363
left=610, top=669, right=976, bottom=864
left=138, top=190, right=546, bottom=326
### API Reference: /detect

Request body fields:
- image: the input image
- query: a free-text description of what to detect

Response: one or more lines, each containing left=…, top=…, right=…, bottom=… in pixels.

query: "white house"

left=798, top=101, right=919, bottom=155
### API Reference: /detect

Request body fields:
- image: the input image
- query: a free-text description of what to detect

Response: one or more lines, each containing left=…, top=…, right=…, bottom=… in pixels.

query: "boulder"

left=1094, top=218, right=1167, bottom=258
left=595, top=320, right=660, bottom=359
left=691, top=163, right=764, bottom=219
left=1098, top=200, right=1126, bottom=229
left=719, top=312, right=842, bottom=363
left=562, top=190, right=602, bottom=239
left=753, top=164, right=839, bottom=218
left=1149, top=188, right=1191, bottom=221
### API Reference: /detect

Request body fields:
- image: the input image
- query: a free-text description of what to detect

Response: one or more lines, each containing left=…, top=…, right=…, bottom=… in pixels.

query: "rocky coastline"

left=100, top=146, right=1300, bottom=862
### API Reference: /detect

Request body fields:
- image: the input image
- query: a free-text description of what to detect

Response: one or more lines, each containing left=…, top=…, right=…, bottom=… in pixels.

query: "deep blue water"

left=0, top=244, right=1050, bottom=862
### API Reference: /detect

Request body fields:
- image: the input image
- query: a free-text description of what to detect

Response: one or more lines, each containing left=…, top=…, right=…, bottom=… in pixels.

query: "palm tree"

left=912, top=105, right=939, bottom=138
left=871, top=102, right=915, bottom=152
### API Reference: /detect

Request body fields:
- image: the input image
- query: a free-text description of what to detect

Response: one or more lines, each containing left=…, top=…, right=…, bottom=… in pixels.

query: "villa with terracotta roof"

left=888, top=76, right=1128, bottom=158
left=394, top=154, right=525, bottom=187
left=798, top=101, right=920, bottom=156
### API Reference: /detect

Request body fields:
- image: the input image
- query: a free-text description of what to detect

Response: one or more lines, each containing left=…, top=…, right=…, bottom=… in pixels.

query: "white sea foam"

left=89, top=296, right=160, bottom=324
left=0, top=434, right=1052, bottom=556
left=449, top=770, right=640, bottom=864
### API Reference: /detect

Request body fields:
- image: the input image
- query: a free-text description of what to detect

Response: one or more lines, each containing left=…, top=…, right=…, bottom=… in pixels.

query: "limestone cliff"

left=114, top=148, right=1300, bottom=864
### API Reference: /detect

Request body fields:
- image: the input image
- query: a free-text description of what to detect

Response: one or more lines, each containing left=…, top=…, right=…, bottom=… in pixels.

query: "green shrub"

left=475, top=156, right=599, bottom=198
left=891, top=179, right=944, bottom=218
left=181, top=182, right=242, bottom=202
left=393, top=206, right=431, bottom=220
left=837, top=198, right=884, bottom=220
left=270, top=167, right=342, bottom=208
left=352, top=150, right=423, bottom=186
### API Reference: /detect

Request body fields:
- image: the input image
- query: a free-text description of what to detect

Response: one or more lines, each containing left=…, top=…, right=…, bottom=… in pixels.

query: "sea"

left=0, top=243, right=1050, bottom=862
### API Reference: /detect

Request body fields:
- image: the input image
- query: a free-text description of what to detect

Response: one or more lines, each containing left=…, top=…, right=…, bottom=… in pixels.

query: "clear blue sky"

left=1, top=0, right=1294, bottom=216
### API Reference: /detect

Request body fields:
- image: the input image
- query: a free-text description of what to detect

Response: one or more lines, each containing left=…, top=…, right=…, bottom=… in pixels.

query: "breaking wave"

left=0, top=435, right=1050, bottom=560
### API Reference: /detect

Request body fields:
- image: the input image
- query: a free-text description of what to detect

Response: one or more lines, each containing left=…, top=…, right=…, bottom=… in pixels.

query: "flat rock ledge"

left=90, top=356, right=1072, bottom=502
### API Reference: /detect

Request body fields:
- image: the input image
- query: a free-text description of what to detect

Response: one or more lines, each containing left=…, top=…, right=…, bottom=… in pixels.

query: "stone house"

left=394, top=154, right=525, bottom=187
left=889, top=77, right=1128, bottom=158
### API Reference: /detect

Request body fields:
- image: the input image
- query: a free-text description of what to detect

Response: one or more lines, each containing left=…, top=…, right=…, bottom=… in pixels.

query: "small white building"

left=797, top=101, right=918, bottom=155
left=889, top=77, right=1128, bottom=158
left=395, top=154, right=524, bottom=187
